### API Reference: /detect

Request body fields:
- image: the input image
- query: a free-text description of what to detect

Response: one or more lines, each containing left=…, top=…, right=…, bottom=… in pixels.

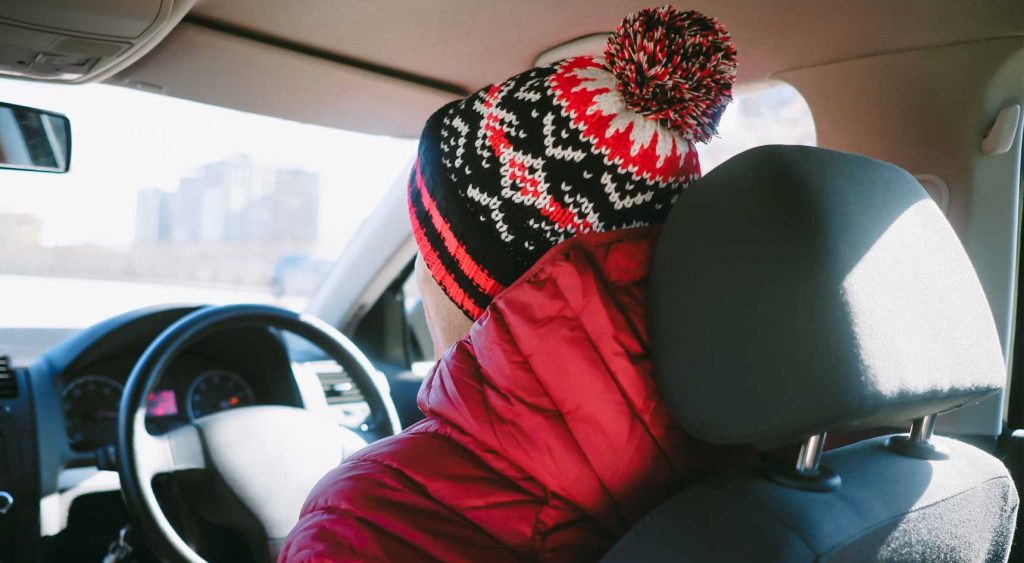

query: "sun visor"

left=107, top=23, right=462, bottom=137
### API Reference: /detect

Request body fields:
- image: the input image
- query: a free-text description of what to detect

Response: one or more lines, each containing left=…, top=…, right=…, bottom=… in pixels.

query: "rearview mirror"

left=0, top=102, right=71, bottom=173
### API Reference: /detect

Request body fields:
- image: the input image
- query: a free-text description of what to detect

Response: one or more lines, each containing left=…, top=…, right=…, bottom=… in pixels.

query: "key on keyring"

left=102, top=524, right=133, bottom=563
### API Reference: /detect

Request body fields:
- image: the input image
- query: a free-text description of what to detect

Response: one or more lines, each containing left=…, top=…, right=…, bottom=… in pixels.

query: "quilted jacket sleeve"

left=278, top=428, right=534, bottom=563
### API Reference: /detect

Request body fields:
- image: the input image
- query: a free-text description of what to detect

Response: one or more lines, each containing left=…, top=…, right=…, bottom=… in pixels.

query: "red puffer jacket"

left=280, top=227, right=753, bottom=562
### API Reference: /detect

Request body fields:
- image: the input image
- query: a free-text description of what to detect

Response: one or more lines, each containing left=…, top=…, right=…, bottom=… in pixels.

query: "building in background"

left=136, top=155, right=320, bottom=245
left=135, top=189, right=168, bottom=244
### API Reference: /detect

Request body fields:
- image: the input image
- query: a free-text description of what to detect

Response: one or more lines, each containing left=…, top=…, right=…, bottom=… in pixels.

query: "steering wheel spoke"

left=138, top=424, right=206, bottom=479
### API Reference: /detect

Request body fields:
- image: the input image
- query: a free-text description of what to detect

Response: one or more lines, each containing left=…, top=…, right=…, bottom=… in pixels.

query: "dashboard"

left=53, top=315, right=307, bottom=455
left=63, top=355, right=261, bottom=452
left=0, top=304, right=377, bottom=561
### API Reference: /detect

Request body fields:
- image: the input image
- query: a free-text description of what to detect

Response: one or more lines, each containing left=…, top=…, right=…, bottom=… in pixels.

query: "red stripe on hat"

left=408, top=182, right=485, bottom=319
left=480, top=84, right=595, bottom=234
left=414, top=162, right=504, bottom=298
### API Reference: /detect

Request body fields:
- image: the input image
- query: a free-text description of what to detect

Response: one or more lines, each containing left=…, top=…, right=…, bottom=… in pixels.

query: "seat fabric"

left=602, top=436, right=1019, bottom=562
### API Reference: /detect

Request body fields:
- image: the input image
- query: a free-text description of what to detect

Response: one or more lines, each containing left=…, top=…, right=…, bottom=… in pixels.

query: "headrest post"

left=885, top=413, right=950, bottom=460
left=767, top=432, right=841, bottom=492
left=909, top=413, right=937, bottom=443
left=795, top=432, right=827, bottom=475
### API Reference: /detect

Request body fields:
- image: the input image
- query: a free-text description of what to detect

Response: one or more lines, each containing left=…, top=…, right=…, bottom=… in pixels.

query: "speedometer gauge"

left=63, top=375, right=123, bottom=451
left=186, top=369, right=254, bottom=420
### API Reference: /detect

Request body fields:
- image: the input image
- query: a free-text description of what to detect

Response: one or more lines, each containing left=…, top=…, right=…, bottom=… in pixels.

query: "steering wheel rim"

left=117, top=304, right=401, bottom=563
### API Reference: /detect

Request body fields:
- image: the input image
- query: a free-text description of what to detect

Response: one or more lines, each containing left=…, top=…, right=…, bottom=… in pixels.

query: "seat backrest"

left=609, top=146, right=1018, bottom=562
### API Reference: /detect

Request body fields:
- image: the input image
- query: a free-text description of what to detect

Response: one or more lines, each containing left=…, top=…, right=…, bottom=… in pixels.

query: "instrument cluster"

left=62, top=358, right=257, bottom=452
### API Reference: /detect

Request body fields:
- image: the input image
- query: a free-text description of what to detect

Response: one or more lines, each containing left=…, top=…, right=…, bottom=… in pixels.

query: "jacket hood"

left=417, top=226, right=736, bottom=534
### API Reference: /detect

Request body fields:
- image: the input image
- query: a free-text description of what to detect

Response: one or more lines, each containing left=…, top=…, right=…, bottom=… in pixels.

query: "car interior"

left=0, top=1, right=1021, bottom=562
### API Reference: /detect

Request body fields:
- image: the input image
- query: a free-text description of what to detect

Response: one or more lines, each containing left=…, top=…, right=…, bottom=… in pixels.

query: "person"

left=280, top=7, right=753, bottom=561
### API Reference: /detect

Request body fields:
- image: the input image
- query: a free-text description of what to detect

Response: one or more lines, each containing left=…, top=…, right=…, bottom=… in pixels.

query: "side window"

left=350, top=263, right=433, bottom=370
left=402, top=269, right=435, bottom=367
left=697, top=83, right=816, bottom=171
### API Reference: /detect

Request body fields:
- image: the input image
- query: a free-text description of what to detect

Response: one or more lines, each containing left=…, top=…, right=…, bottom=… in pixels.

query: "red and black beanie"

left=408, top=6, right=737, bottom=319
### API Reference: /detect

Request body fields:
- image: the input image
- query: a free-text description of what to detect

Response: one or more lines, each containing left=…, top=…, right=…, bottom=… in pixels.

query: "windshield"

left=0, top=78, right=415, bottom=330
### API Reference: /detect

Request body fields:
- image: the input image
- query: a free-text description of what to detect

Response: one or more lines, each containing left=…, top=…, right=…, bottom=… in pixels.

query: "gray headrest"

left=650, top=145, right=1005, bottom=447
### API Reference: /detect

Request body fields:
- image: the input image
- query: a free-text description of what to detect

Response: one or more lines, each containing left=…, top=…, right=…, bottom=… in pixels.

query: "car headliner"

left=105, top=0, right=1023, bottom=137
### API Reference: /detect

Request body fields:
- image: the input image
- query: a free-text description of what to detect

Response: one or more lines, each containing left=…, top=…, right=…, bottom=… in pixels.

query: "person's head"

left=411, top=6, right=737, bottom=354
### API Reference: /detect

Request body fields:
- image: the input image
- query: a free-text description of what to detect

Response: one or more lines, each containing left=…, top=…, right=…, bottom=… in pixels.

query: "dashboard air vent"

left=311, top=361, right=365, bottom=405
left=0, top=356, right=16, bottom=399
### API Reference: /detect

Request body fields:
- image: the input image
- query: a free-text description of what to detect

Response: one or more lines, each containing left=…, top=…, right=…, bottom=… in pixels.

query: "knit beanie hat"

left=409, top=6, right=737, bottom=319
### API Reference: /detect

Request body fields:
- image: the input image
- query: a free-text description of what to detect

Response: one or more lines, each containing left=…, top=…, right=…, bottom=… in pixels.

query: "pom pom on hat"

left=604, top=6, right=737, bottom=143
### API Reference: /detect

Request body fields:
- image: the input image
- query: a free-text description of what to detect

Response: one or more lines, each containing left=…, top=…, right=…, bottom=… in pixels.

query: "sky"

left=0, top=77, right=417, bottom=250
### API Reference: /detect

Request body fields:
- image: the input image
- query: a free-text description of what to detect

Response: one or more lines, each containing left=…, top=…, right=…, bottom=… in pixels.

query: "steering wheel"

left=116, top=304, right=401, bottom=563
